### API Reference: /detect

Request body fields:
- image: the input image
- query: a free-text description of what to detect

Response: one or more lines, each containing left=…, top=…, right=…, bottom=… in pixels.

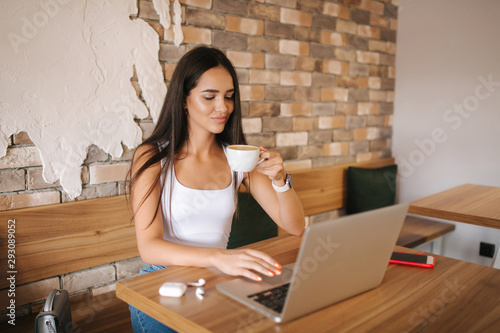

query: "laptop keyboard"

left=247, top=283, right=290, bottom=314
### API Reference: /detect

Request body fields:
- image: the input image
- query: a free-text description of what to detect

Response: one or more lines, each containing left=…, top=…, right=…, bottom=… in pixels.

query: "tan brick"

left=358, top=102, right=380, bottom=115
left=0, top=169, right=25, bottom=192
left=295, top=87, right=321, bottom=101
left=242, top=118, right=263, bottom=133
left=284, top=159, right=312, bottom=171
left=359, top=0, right=385, bottom=15
left=236, top=68, right=249, bottom=84
left=368, top=40, right=387, bottom=52
left=165, top=26, right=211, bottom=45
left=369, top=90, right=387, bottom=102
left=116, top=257, right=146, bottom=280
left=281, top=102, right=313, bottom=117
left=248, top=36, right=279, bottom=53
left=356, top=152, right=380, bottom=162
left=391, top=18, right=398, bottom=30
left=240, top=85, right=266, bottom=101
left=318, top=116, right=346, bottom=129
left=226, top=16, right=264, bottom=35
left=61, top=183, right=117, bottom=202
left=227, top=51, right=265, bottom=68
left=323, top=142, right=349, bottom=156
left=140, top=121, right=155, bottom=141
left=0, top=146, right=42, bottom=169
left=387, top=91, right=395, bottom=102
left=336, top=76, right=359, bottom=89
left=89, top=163, right=129, bottom=185
left=138, top=0, right=159, bottom=21
left=296, top=57, right=321, bottom=72
left=266, top=86, right=295, bottom=101
left=185, top=8, right=224, bottom=29
left=370, top=14, right=390, bottom=28
left=164, top=63, right=176, bottom=81
left=0, top=191, right=60, bottom=210
left=358, top=25, right=381, bottom=39
left=249, top=70, right=280, bottom=85
left=323, top=2, right=350, bottom=20
left=336, top=20, right=357, bottom=35
left=293, top=117, right=317, bottom=131
left=245, top=133, right=275, bottom=148
left=320, top=31, right=346, bottom=46
left=249, top=102, right=280, bottom=117
left=368, top=77, right=381, bottom=89
left=279, top=39, right=310, bottom=56
left=276, top=132, right=308, bottom=147
left=280, top=71, right=312, bottom=86
left=298, top=145, right=324, bottom=159
left=92, top=283, right=116, bottom=297
left=387, top=42, right=397, bottom=55
left=354, top=127, right=380, bottom=141
left=335, top=48, right=356, bottom=62
left=63, top=265, right=115, bottom=293
left=266, top=0, right=296, bottom=8
left=322, top=59, right=349, bottom=75
left=13, top=131, right=33, bottom=144
left=249, top=3, right=280, bottom=21
left=16, top=277, right=60, bottom=306
left=266, top=54, right=296, bottom=69
left=263, top=117, right=293, bottom=132
left=320, top=88, right=349, bottom=102
left=281, top=8, right=312, bottom=27
left=182, top=0, right=212, bottom=9
left=356, top=51, right=380, bottom=64
left=27, top=168, right=60, bottom=190
left=337, top=103, right=358, bottom=115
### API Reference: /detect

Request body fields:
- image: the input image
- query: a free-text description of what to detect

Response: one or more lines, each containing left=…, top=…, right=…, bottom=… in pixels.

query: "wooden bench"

left=290, top=157, right=455, bottom=248
left=0, top=157, right=454, bottom=331
left=0, top=196, right=136, bottom=332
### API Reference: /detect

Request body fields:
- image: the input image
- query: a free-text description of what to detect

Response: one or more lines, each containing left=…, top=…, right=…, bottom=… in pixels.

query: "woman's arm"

left=131, top=145, right=282, bottom=281
left=245, top=147, right=306, bottom=235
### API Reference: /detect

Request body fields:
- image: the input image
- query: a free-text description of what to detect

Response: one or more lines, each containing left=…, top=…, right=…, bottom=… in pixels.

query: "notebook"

left=216, top=203, right=409, bottom=323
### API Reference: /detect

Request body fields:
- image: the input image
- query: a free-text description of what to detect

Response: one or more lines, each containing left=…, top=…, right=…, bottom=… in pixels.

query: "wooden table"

left=116, top=234, right=500, bottom=333
left=409, top=184, right=500, bottom=229
left=409, top=183, right=500, bottom=267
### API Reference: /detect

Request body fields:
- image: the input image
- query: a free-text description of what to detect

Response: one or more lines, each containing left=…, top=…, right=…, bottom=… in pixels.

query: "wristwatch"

left=272, top=173, right=292, bottom=193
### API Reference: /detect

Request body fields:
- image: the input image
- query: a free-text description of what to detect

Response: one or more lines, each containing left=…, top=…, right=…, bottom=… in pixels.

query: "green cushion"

left=346, top=165, right=398, bottom=215
left=227, top=192, right=278, bottom=249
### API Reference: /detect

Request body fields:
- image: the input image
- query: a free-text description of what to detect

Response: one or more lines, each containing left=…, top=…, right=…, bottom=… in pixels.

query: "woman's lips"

left=211, top=116, right=226, bottom=124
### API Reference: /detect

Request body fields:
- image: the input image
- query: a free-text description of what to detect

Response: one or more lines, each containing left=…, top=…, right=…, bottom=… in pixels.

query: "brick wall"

left=0, top=0, right=398, bottom=318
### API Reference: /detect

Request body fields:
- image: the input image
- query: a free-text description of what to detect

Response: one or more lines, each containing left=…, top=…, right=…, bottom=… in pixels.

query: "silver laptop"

left=216, top=203, right=409, bottom=323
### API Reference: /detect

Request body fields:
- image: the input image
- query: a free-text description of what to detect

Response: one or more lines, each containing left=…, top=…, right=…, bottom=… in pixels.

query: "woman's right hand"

left=211, top=249, right=282, bottom=282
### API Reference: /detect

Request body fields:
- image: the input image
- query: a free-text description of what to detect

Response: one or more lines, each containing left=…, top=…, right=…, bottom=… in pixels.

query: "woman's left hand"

left=254, top=147, right=286, bottom=185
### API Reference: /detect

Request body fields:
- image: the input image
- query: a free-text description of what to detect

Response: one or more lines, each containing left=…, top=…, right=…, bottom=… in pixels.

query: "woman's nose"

left=215, top=97, right=227, bottom=112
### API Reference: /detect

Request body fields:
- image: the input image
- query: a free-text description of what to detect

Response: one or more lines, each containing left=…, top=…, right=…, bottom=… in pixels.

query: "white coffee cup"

left=226, top=145, right=262, bottom=172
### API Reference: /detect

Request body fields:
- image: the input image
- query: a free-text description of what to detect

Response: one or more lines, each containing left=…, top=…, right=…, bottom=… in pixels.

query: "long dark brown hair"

left=127, top=46, right=247, bottom=227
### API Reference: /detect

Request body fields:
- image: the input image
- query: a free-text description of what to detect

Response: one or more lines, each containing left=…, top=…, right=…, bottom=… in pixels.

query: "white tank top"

left=160, top=147, right=244, bottom=249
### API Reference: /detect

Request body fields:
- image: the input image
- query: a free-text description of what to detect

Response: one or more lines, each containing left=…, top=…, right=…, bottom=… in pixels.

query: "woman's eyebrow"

left=201, top=88, right=235, bottom=93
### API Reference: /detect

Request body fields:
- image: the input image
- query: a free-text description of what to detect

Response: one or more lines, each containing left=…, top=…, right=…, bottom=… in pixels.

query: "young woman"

left=128, top=46, right=305, bottom=332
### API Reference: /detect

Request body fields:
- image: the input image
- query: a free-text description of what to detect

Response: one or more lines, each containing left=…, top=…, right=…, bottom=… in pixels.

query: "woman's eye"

left=225, top=95, right=234, bottom=100
left=204, top=96, right=215, bottom=100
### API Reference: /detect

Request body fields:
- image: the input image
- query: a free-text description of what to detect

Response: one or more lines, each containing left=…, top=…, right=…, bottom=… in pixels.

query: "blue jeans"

left=129, top=265, right=177, bottom=333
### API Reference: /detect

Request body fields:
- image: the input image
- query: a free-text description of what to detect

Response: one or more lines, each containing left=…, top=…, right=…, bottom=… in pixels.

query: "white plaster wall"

left=0, top=0, right=172, bottom=198
left=394, top=0, right=500, bottom=265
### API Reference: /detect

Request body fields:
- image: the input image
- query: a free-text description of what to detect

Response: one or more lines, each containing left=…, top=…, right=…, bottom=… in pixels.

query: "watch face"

left=286, top=173, right=292, bottom=188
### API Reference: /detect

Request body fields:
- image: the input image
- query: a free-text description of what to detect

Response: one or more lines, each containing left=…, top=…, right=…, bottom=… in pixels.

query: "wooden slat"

left=292, top=157, right=395, bottom=216
left=0, top=195, right=138, bottom=288
left=397, top=215, right=456, bottom=248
